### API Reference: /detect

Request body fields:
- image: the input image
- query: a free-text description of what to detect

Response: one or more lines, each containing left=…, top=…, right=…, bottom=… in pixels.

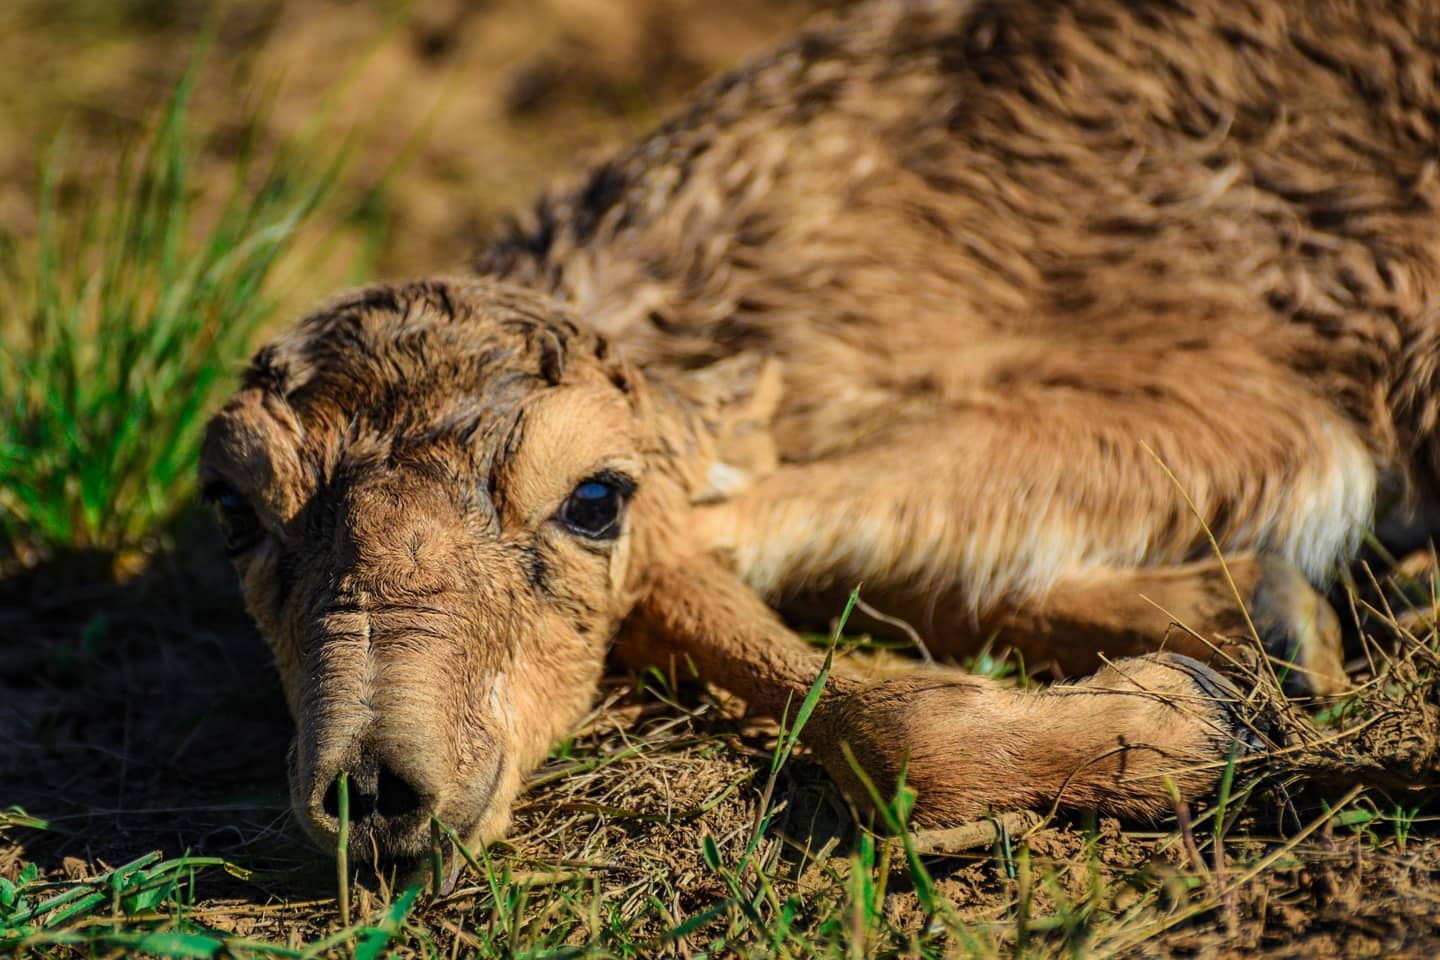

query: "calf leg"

left=621, top=557, right=1261, bottom=825
left=977, top=554, right=1347, bottom=695
left=804, top=552, right=1346, bottom=694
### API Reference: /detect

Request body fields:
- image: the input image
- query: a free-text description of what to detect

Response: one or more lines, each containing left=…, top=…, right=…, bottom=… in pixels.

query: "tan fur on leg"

left=624, top=558, right=1254, bottom=824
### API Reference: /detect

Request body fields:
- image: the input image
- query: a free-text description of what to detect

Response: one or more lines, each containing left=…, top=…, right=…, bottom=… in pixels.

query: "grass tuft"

left=0, top=50, right=347, bottom=566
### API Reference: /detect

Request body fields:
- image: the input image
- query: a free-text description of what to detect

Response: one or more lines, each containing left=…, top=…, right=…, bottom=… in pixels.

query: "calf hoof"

left=1249, top=556, right=1347, bottom=697
left=1084, top=652, right=1271, bottom=756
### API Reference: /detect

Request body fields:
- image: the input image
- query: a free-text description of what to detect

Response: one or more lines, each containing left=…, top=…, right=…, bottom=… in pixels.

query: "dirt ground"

left=3, top=1, right=1440, bottom=956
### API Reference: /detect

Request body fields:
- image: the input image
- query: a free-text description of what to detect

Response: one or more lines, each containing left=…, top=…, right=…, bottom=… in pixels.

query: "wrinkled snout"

left=280, top=476, right=517, bottom=860
left=294, top=709, right=505, bottom=861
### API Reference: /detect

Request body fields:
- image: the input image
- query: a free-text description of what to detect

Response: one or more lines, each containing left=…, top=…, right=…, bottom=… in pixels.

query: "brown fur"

left=201, top=0, right=1440, bottom=859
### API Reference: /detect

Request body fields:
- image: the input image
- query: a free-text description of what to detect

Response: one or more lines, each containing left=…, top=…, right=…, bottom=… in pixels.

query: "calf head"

left=199, top=278, right=779, bottom=859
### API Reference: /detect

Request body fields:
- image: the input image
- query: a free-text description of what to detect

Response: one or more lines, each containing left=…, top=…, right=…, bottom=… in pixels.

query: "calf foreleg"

left=622, top=557, right=1260, bottom=825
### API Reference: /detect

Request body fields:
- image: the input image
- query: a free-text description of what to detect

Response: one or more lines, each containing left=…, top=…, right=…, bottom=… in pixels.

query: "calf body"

left=202, top=0, right=1440, bottom=858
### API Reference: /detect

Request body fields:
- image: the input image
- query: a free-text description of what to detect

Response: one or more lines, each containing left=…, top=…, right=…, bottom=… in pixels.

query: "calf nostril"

left=316, top=760, right=428, bottom=829
left=322, top=779, right=339, bottom=821
left=375, top=763, right=427, bottom=820
left=320, top=772, right=380, bottom=823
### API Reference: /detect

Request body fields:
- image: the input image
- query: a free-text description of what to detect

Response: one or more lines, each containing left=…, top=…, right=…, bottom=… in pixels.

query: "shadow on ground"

left=0, top=512, right=315, bottom=888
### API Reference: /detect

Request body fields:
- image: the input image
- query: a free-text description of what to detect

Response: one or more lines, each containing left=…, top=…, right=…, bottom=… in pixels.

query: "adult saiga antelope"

left=200, top=0, right=1440, bottom=859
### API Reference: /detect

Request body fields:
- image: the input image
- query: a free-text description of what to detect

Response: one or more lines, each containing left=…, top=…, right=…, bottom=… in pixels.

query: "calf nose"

left=313, top=742, right=437, bottom=837
left=321, top=761, right=429, bottom=823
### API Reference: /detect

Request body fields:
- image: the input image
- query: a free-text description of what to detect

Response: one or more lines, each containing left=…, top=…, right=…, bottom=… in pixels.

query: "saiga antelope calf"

left=200, top=0, right=1440, bottom=860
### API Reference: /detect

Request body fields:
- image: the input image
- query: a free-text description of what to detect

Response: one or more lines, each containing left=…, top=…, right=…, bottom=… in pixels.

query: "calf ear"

left=679, top=353, right=784, bottom=501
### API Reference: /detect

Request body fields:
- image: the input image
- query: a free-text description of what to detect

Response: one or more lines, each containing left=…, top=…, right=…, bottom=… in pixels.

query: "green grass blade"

left=353, top=886, right=422, bottom=960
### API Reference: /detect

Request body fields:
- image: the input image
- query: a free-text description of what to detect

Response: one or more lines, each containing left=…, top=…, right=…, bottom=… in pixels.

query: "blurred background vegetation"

left=0, top=0, right=840, bottom=567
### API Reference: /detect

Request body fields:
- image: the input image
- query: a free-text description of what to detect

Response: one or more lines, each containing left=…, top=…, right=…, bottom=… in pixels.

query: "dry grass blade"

left=1094, top=784, right=1366, bottom=957
left=891, top=811, right=1043, bottom=857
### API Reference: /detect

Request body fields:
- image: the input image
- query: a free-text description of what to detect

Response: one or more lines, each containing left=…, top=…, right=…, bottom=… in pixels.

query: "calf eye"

left=558, top=474, right=633, bottom=540
left=202, top=481, right=264, bottom=555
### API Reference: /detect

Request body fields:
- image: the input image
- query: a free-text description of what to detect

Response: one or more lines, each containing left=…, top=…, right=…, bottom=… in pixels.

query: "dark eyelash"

left=588, top=470, right=637, bottom=497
